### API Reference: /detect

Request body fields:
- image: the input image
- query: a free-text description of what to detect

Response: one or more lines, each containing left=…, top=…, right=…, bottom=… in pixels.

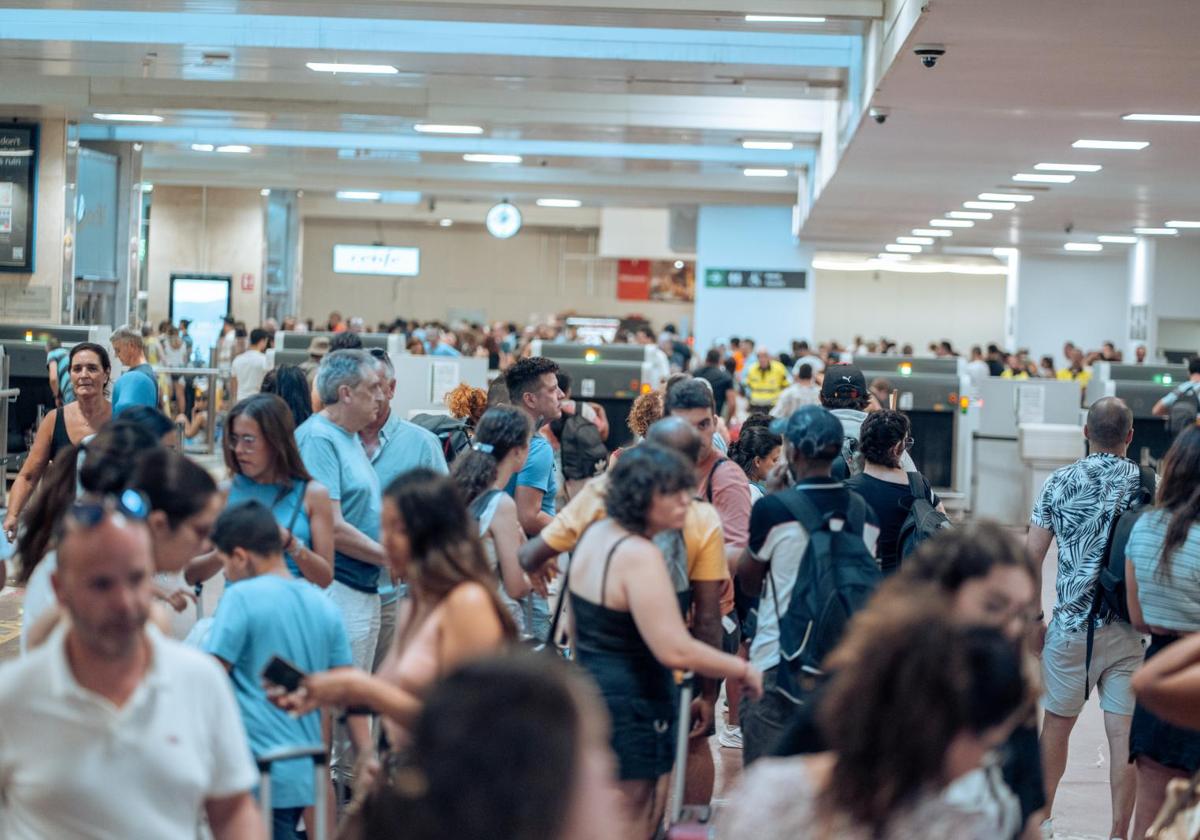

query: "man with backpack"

left=819, top=363, right=916, bottom=479
left=546, top=370, right=609, bottom=503
left=1152, top=356, right=1200, bottom=436
left=1027, top=397, right=1151, bottom=840
left=736, top=405, right=880, bottom=766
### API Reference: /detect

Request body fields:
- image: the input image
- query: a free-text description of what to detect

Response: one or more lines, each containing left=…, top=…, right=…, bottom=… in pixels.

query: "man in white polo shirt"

left=0, top=496, right=262, bottom=839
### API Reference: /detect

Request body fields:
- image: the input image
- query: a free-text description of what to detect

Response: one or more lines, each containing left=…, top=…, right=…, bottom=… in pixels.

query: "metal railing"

left=151, top=366, right=223, bottom=454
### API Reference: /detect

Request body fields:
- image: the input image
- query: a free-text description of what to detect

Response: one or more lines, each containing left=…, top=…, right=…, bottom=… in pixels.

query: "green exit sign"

left=704, top=269, right=807, bottom=290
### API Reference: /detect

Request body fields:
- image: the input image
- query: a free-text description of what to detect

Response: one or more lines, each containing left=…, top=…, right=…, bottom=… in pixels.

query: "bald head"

left=1086, top=397, right=1133, bottom=452
left=646, top=417, right=703, bottom=465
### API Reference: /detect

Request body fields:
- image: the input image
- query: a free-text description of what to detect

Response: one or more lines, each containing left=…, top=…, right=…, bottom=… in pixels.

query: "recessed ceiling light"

left=1098, top=235, right=1138, bottom=244
left=930, top=219, right=975, bottom=228
left=1034, top=163, right=1102, bottom=173
left=1013, top=173, right=1076, bottom=183
left=536, top=198, right=583, bottom=208
left=886, top=243, right=922, bottom=253
left=93, top=113, right=164, bottom=123
left=1133, top=227, right=1178, bottom=235
left=1122, top=113, right=1200, bottom=123
left=741, top=140, right=795, bottom=150
left=743, top=168, right=790, bottom=177
left=438, top=218, right=454, bottom=227
left=414, top=124, right=484, bottom=135
left=912, top=228, right=953, bottom=237
left=1064, top=242, right=1103, bottom=252
left=979, top=192, right=1035, bottom=202
left=744, top=15, right=826, bottom=22
left=897, top=236, right=934, bottom=245
left=1166, top=220, right=1200, bottom=228
left=1072, top=139, right=1149, bottom=150
left=948, top=210, right=993, bottom=220
left=306, top=62, right=399, bottom=75
left=336, top=190, right=382, bottom=201
left=463, top=154, right=523, bottom=164
left=964, top=201, right=1016, bottom=210
left=216, top=145, right=252, bottom=154
left=190, top=143, right=215, bottom=152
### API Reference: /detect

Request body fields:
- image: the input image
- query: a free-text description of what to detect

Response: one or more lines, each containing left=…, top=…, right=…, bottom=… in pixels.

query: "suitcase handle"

left=257, top=744, right=329, bottom=839
left=668, top=671, right=695, bottom=827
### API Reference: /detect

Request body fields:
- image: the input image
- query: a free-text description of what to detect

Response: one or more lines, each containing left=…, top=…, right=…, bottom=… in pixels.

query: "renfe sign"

left=333, top=244, right=420, bottom=277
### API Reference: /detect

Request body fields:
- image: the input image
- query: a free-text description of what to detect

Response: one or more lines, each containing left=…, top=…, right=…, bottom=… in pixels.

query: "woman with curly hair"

left=567, top=444, right=763, bottom=838
left=446, top=382, right=489, bottom=432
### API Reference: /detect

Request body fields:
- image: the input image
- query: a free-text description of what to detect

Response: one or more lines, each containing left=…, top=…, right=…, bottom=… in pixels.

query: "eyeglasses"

left=68, top=489, right=150, bottom=529
left=230, top=434, right=260, bottom=449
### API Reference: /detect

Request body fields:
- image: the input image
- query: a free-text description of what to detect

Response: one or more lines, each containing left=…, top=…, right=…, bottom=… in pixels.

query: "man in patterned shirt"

left=1027, top=397, right=1148, bottom=840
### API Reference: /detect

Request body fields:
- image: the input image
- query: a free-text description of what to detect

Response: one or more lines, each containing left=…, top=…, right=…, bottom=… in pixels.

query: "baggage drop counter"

left=1086, top=362, right=1189, bottom=465
left=531, top=341, right=655, bottom=450
left=271, top=330, right=404, bottom=368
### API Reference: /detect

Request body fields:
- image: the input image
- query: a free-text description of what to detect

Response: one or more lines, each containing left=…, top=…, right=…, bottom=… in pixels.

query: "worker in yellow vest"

left=745, top=348, right=791, bottom=411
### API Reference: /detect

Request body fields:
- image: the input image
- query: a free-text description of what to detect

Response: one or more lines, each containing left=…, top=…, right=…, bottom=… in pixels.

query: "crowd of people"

left=2, top=311, right=1200, bottom=840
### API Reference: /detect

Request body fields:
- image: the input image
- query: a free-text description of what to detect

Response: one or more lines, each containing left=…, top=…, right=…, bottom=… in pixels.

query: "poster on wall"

left=0, top=124, right=38, bottom=273
left=616, top=259, right=695, bottom=302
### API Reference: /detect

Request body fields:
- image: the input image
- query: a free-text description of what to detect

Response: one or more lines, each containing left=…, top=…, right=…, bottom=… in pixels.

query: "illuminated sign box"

left=333, top=244, right=420, bottom=277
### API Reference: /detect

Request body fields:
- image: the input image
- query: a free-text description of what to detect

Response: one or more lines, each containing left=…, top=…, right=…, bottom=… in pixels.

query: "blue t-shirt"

left=504, top=433, right=557, bottom=517
left=227, top=475, right=313, bottom=579
left=112, top=363, right=159, bottom=415
left=47, top=347, right=73, bottom=403
left=296, top=413, right=382, bottom=593
left=204, top=574, right=352, bottom=808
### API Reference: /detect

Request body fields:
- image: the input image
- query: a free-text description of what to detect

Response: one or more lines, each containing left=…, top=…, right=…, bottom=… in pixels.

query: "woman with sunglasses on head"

left=845, top=409, right=945, bottom=575
left=4, top=342, right=113, bottom=543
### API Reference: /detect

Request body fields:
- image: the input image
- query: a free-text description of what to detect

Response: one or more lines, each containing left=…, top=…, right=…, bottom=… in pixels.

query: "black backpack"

left=829, top=436, right=862, bottom=482
left=409, top=414, right=471, bottom=465
left=897, top=472, right=952, bottom=560
left=1168, top=384, right=1200, bottom=437
left=1082, top=464, right=1156, bottom=699
left=551, top=411, right=609, bottom=481
left=769, top=488, right=881, bottom=703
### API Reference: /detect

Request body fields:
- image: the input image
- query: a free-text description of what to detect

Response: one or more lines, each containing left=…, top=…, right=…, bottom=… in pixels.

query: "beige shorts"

left=1041, top=620, right=1146, bottom=717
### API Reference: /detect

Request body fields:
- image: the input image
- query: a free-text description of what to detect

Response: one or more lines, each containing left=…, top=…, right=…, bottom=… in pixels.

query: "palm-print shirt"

left=1031, top=453, right=1146, bottom=631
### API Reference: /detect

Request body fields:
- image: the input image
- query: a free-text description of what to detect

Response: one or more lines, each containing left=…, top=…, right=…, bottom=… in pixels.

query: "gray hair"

left=316, top=349, right=376, bottom=405
left=110, top=326, right=144, bottom=351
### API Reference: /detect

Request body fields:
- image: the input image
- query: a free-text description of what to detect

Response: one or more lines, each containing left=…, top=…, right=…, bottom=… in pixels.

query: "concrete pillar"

left=998, top=248, right=1020, bottom=352
left=1126, top=237, right=1156, bottom=361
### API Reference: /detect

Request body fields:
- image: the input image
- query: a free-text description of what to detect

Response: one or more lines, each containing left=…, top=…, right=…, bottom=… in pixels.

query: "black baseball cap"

left=821, top=363, right=867, bottom=399
left=770, top=405, right=844, bottom=458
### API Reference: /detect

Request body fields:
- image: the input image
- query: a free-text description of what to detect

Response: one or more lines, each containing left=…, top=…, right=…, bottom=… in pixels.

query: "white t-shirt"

left=160, top=340, right=186, bottom=368
left=230, top=348, right=269, bottom=401
left=0, top=624, right=257, bottom=839
left=19, top=553, right=58, bottom=656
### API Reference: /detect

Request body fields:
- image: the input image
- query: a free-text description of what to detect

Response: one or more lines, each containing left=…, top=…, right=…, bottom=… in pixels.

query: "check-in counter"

left=1086, top=362, right=1188, bottom=465
left=271, top=330, right=404, bottom=368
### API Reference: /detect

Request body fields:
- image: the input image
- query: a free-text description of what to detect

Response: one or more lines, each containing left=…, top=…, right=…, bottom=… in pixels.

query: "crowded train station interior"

left=4, top=1, right=1200, bottom=838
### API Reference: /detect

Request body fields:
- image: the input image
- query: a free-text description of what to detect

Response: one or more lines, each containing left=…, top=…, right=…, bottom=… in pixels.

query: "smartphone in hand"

left=261, top=655, right=307, bottom=692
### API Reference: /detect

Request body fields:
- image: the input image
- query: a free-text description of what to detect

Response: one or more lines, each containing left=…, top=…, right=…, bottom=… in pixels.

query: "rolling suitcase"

left=664, top=671, right=714, bottom=840
left=257, top=744, right=330, bottom=840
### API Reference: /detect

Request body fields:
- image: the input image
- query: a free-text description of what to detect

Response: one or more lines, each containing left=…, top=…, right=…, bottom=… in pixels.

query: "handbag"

left=1146, top=768, right=1200, bottom=839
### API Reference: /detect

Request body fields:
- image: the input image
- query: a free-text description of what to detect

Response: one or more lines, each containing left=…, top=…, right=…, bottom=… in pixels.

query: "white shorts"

left=1041, top=620, right=1146, bottom=717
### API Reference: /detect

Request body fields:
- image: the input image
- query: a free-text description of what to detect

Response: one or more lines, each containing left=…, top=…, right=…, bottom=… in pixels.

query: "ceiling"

left=801, top=0, right=1200, bottom=256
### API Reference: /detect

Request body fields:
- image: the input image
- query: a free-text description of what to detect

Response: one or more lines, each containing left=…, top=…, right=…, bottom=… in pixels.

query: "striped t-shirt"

left=1127, top=509, right=1200, bottom=632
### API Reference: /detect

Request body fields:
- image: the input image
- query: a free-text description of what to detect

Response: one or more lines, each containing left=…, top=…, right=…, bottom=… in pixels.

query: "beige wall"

left=300, top=217, right=693, bottom=328
left=146, top=185, right=264, bottom=327
left=812, top=268, right=1006, bottom=351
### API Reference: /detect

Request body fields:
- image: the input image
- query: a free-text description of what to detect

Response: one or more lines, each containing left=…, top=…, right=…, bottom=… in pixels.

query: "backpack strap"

left=704, top=457, right=730, bottom=503
left=1135, top=465, right=1156, bottom=505
left=467, top=488, right=503, bottom=521
left=842, top=491, right=867, bottom=537
left=772, top=486, right=827, bottom=536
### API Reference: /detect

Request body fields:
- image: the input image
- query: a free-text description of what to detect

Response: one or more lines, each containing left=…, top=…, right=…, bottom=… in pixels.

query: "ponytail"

left=450, top=406, right=531, bottom=505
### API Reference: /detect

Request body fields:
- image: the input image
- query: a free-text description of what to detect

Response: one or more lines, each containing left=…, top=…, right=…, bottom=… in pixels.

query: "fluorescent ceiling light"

left=930, top=219, right=975, bottom=228
left=979, top=192, right=1035, bottom=202
left=463, top=153, right=522, bottom=164
left=964, top=200, right=1015, bottom=210
left=1123, top=113, right=1200, bottom=123
left=743, top=168, right=790, bottom=177
left=536, top=198, right=582, bottom=208
left=948, top=210, right=993, bottom=220
left=93, top=113, right=163, bottom=123
left=414, top=124, right=484, bottom=135
left=306, top=62, right=398, bottom=75
left=1035, top=162, right=1102, bottom=173
left=912, top=228, right=953, bottom=237
left=1166, top=220, right=1200, bottom=228
left=1013, top=173, right=1076, bottom=183
left=336, top=190, right=381, bottom=201
left=1072, top=139, right=1149, bottom=150
left=1133, top=227, right=1178, bottom=235
left=886, top=243, right=922, bottom=253
left=744, top=15, right=826, bottom=23
left=216, top=145, right=252, bottom=154
left=741, top=140, right=795, bottom=150
left=439, top=219, right=454, bottom=227
left=897, top=236, right=934, bottom=245
left=190, top=143, right=214, bottom=152
left=876, top=253, right=912, bottom=261
left=260, top=188, right=270, bottom=197
left=1098, top=235, right=1138, bottom=244
left=1064, top=242, right=1103, bottom=252
left=813, top=258, right=1009, bottom=276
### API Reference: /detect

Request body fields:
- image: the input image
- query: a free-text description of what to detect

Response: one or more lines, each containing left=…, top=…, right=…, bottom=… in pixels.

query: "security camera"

left=869, top=107, right=890, bottom=125
left=914, top=44, right=946, bottom=68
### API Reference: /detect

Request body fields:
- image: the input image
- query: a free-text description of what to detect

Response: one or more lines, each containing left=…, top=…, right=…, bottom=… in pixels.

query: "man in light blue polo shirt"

left=205, top=501, right=355, bottom=840
left=360, top=348, right=448, bottom=669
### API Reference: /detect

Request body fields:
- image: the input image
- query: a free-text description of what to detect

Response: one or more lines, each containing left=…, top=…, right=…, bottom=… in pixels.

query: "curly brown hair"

left=446, top=383, right=489, bottom=425
left=626, top=390, right=664, bottom=439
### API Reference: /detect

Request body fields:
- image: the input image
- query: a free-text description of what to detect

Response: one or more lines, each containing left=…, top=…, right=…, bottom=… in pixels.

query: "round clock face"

left=486, top=202, right=522, bottom=239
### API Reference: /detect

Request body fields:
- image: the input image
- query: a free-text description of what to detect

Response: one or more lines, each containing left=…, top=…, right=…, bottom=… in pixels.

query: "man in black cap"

left=820, top=363, right=915, bottom=476
left=736, top=405, right=879, bottom=765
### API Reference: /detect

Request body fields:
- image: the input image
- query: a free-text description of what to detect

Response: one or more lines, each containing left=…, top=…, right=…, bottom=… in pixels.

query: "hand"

left=3, top=514, right=17, bottom=543
left=162, top=587, right=197, bottom=613
left=267, top=669, right=365, bottom=717
left=528, top=558, right=560, bottom=598
left=1030, top=619, right=1047, bottom=657
left=742, top=666, right=765, bottom=701
left=353, top=750, right=382, bottom=795
left=688, top=697, right=714, bottom=739
left=763, top=461, right=792, bottom=494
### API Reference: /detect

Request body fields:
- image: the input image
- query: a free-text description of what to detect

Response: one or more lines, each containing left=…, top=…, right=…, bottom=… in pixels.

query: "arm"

left=287, top=484, right=334, bottom=587
left=205, top=792, right=264, bottom=840
left=1026, top=525, right=1054, bottom=606
left=48, top=358, right=61, bottom=403
left=489, top=496, right=531, bottom=600
left=737, top=548, right=767, bottom=598
left=514, top=486, right=552, bottom=535
left=286, top=668, right=424, bottom=729
left=329, top=499, right=388, bottom=567
left=519, top=535, right=560, bottom=575
left=2, top=410, right=56, bottom=535
left=690, top=579, right=723, bottom=714
left=1132, top=632, right=1200, bottom=729
left=1124, top=555, right=1149, bottom=633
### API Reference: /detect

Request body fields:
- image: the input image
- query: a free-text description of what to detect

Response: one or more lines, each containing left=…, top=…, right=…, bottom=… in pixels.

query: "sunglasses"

left=68, top=489, right=150, bottom=529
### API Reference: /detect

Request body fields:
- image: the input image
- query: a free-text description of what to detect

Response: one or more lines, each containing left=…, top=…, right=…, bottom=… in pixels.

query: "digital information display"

left=0, top=124, right=38, bottom=273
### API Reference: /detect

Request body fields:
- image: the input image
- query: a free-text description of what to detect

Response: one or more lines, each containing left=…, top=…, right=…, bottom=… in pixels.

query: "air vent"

left=201, top=51, right=232, bottom=64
